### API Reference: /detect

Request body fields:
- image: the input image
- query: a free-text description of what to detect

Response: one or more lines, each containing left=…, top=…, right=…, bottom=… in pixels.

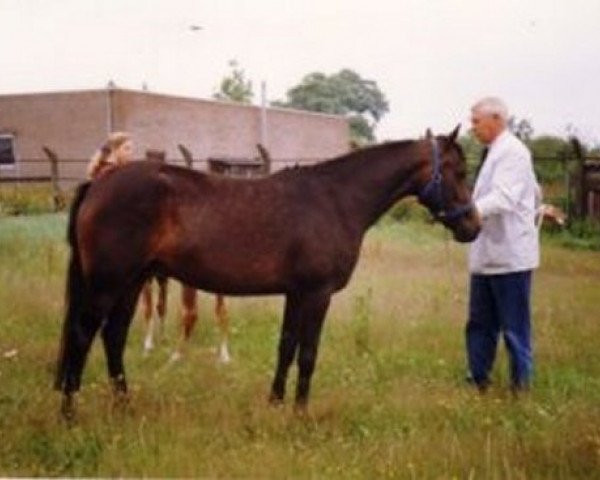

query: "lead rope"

left=442, top=229, right=461, bottom=303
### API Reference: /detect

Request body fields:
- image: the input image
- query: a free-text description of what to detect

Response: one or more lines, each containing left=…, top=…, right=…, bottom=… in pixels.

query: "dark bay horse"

left=55, top=127, right=480, bottom=418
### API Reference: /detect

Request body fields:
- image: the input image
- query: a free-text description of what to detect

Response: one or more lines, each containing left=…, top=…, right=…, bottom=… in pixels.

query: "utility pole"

left=260, top=81, right=268, bottom=148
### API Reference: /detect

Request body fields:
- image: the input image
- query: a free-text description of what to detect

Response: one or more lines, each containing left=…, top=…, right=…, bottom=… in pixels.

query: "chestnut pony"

left=140, top=275, right=231, bottom=363
left=55, top=128, right=480, bottom=418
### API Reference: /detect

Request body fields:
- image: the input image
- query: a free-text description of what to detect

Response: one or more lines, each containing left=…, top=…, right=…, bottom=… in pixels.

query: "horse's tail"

left=55, top=182, right=91, bottom=391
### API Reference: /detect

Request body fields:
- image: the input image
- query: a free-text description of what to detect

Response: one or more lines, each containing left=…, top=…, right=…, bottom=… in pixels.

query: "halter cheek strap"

left=418, top=138, right=474, bottom=221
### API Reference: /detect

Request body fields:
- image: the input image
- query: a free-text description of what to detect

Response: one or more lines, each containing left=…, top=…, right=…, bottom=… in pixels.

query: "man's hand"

left=539, top=204, right=567, bottom=226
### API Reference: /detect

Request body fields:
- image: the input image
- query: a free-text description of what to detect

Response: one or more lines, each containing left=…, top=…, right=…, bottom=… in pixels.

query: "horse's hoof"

left=268, top=393, right=284, bottom=407
left=112, top=392, right=131, bottom=413
left=143, top=337, right=154, bottom=353
left=217, top=349, right=231, bottom=364
left=60, top=396, right=77, bottom=425
left=293, top=401, right=309, bottom=417
left=169, top=351, right=182, bottom=363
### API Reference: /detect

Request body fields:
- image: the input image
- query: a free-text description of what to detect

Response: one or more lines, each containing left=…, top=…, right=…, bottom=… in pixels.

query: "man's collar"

left=487, top=128, right=510, bottom=150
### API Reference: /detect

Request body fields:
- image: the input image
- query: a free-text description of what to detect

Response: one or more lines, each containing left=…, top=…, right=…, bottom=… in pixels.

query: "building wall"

left=0, top=88, right=349, bottom=182
left=0, top=90, right=108, bottom=179
left=111, top=89, right=349, bottom=168
left=266, top=107, right=350, bottom=162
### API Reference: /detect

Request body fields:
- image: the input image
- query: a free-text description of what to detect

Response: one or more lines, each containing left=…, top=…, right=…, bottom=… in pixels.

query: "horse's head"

left=415, top=126, right=481, bottom=242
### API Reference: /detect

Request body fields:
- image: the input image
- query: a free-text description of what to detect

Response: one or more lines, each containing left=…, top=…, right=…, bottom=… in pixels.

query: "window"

left=0, top=135, right=16, bottom=169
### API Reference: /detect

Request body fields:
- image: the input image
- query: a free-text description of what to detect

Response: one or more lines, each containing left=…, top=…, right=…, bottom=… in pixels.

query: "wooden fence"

left=0, top=143, right=289, bottom=212
left=1, top=142, right=599, bottom=222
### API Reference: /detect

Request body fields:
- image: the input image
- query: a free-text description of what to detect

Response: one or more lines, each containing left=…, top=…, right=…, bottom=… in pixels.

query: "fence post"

left=256, top=143, right=272, bottom=174
left=178, top=144, right=194, bottom=169
left=570, top=137, right=585, bottom=220
left=41, top=146, right=65, bottom=211
left=560, top=150, right=571, bottom=221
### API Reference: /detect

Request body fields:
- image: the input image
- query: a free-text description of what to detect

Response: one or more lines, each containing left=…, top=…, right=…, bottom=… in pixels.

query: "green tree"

left=458, top=132, right=484, bottom=182
left=213, top=60, right=253, bottom=104
left=274, top=69, right=389, bottom=144
left=528, top=135, right=573, bottom=183
left=529, top=135, right=571, bottom=158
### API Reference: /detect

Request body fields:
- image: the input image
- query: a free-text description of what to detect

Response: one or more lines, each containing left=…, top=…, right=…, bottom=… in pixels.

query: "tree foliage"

left=463, top=117, right=578, bottom=184
left=213, top=60, right=253, bottom=104
left=274, top=69, right=389, bottom=144
left=528, top=135, right=575, bottom=183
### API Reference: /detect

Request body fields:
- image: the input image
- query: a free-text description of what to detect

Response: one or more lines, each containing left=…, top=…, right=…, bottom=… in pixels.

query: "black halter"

left=418, top=138, right=473, bottom=222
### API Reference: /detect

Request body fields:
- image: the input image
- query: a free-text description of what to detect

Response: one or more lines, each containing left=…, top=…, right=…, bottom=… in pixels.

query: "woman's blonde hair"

left=87, top=131, right=132, bottom=179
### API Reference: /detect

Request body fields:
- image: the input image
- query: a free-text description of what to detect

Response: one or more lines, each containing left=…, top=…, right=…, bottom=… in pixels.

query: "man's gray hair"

left=471, top=97, right=509, bottom=121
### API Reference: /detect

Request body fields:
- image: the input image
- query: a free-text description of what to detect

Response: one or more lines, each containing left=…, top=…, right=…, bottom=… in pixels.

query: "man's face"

left=470, top=111, right=503, bottom=145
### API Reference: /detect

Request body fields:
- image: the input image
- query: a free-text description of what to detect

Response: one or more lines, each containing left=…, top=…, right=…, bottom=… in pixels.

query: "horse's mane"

left=274, top=140, right=416, bottom=179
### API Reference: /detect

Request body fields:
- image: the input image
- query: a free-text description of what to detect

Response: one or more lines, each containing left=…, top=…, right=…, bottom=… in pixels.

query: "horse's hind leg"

left=156, top=275, right=168, bottom=335
left=141, top=280, right=155, bottom=353
left=170, top=284, right=197, bottom=362
left=57, top=306, right=105, bottom=420
left=215, top=294, right=231, bottom=363
left=142, top=276, right=169, bottom=354
left=101, top=283, right=144, bottom=402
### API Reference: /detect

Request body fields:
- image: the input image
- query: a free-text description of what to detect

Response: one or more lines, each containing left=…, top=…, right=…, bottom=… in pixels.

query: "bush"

left=541, top=218, right=600, bottom=250
left=387, top=198, right=432, bottom=223
left=0, top=184, right=57, bottom=216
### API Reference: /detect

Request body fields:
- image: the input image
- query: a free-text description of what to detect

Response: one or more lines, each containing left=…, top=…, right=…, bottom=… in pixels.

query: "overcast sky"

left=1, top=0, right=599, bottom=144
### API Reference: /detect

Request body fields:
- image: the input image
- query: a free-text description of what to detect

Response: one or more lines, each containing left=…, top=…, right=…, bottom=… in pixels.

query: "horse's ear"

left=448, top=124, right=461, bottom=142
left=425, top=128, right=433, bottom=139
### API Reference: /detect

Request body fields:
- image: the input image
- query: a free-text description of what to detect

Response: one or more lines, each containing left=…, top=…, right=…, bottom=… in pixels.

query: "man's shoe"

left=466, top=375, right=490, bottom=393
left=510, top=381, right=530, bottom=398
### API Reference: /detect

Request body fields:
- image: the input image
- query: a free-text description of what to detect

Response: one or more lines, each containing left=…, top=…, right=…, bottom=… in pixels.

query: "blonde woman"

left=87, top=132, right=134, bottom=179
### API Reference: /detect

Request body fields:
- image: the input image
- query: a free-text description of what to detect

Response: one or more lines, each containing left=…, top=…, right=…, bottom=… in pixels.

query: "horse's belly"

left=166, top=250, right=289, bottom=295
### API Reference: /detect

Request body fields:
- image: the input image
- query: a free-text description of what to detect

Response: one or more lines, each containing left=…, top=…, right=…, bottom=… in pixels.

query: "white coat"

left=469, top=130, right=541, bottom=274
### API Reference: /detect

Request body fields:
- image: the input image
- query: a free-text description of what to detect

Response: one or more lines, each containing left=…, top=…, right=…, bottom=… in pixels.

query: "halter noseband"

left=418, top=138, right=473, bottom=222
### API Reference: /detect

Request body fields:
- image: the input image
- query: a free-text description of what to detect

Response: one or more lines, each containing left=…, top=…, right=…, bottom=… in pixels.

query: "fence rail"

left=1, top=147, right=599, bottom=221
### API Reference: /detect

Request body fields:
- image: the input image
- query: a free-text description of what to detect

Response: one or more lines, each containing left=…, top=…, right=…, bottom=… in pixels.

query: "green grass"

left=1, top=214, right=599, bottom=478
left=0, top=184, right=61, bottom=216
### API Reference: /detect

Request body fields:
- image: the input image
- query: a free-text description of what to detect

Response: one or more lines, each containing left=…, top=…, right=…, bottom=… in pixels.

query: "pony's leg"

left=143, top=277, right=169, bottom=354
left=156, top=276, right=168, bottom=338
left=101, top=283, right=144, bottom=401
left=214, top=294, right=231, bottom=363
left=294, top=291, right=331, bottom=410
left=170, top=284, right=197, bottom=362
left=141, top=280, right=156, bottom=353
left=269, top=293, right=303, bottom=404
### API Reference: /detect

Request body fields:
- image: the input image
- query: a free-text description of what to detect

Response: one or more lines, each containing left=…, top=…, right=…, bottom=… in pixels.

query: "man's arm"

left=475, top=151, right=531, bottom=219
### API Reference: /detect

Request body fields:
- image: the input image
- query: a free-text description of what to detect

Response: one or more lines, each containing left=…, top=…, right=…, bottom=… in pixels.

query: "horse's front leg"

left=270, top=289, right=331, bottom=407
left=142, top=277, right=169, bottom=354
left=170, top=284, right=197, bottom=362
left=141, top=280, right=156, bottom=353
left=215, top=294, right=231, bottom=363
left=294, top=290, right=331, bottom=411
left=269, top=293, right=302, bottom=404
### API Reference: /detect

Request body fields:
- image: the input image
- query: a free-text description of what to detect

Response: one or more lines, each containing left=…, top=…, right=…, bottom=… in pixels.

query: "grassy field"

left=0, top=213, right=599, bottom=478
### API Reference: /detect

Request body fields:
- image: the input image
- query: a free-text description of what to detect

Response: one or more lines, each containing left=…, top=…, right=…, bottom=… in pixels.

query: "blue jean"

left=466, top=270, right=533, bottom=388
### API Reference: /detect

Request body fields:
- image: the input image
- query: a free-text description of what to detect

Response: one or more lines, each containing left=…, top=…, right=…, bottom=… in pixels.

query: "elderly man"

left=467, top=97, right=541, bottom=394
